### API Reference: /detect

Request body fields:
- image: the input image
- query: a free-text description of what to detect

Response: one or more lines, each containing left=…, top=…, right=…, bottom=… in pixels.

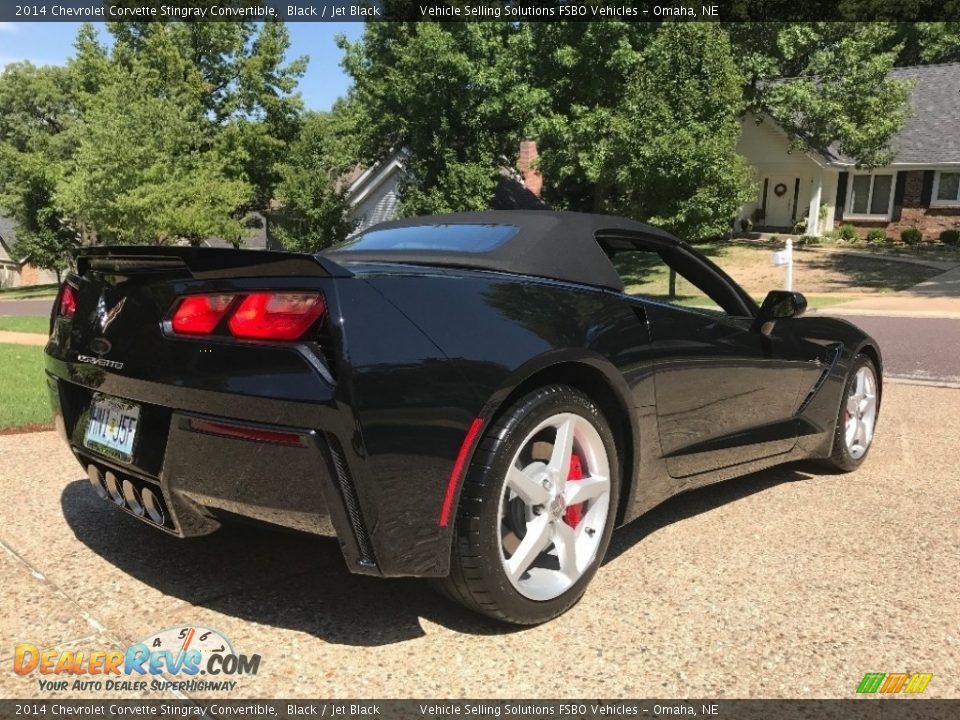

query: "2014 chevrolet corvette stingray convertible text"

left=45, top=211, right=881, bottom=624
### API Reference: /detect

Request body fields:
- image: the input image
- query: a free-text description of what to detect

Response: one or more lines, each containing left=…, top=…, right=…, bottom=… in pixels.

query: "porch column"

left=806, top=170, right=823, bottom=236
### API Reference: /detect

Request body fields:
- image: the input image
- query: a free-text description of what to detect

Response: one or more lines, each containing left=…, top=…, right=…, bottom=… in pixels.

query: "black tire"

left=821, top=353, right=880, bottom=472
left=436, top=385, right=620, bottom=624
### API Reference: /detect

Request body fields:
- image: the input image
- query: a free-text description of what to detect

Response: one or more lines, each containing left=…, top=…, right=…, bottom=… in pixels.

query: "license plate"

left=83, top=394, right=140, bottom=463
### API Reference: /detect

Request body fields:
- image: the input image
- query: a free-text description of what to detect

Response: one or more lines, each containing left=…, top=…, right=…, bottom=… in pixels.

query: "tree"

left=730, top=23, right=912, bottom=167
left=531, top=22, right=753, bottom=240
left=272, top=109, right=358, bottom=252
left=0, top=62, right=79, bottom=277
left=895, top=22, right=960, bottom=64
left=107, top=19, right=308, bottom=210
left=57, top=24, right=252, bottom=245
left=338, top=21, right=540, bottom=216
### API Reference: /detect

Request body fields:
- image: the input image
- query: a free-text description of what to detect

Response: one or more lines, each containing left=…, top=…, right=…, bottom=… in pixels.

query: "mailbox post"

left=771, top=238, right=794, bottom=291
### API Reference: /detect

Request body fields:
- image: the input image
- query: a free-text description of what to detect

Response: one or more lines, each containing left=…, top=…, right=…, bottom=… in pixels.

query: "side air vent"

left=326, top=434, right=376, bottom=567
left=797, top=344, right=843, bottom=414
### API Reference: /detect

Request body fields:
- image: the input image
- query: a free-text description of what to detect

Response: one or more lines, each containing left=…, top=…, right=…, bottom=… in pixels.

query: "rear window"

left=335, top=224, right=518, bottom=253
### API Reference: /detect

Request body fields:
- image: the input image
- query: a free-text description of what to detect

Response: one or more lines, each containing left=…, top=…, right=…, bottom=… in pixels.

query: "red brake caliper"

left=564, top=454, right=585, bottom=528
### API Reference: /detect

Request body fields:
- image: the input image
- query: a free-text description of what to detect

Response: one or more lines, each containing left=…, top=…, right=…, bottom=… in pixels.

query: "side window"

left=611, top=250, right=727, bottom=316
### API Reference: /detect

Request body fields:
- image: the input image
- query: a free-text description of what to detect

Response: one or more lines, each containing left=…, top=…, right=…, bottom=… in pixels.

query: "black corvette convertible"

left=45, top=211, right=881, bottom=624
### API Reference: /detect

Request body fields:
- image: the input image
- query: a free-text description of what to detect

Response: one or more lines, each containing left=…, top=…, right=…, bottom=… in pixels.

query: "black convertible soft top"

left=323, top=211, right=682, bottom=291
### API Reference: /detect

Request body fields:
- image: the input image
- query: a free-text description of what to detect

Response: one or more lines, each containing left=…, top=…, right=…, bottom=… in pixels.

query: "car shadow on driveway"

left=605, top=462, right=814, bottom=564
left=61, top=463, right=813, bottom=645
left=60, top=480, right=511, bottom=646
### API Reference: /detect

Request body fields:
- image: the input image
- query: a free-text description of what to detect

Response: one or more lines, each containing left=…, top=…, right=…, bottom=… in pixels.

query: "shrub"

left=822, top=229, right=840, bottom=241
left=866, top=228, right=887, bottom=244
left=940, top=229, right=960, bottom=246
left=838, top=224, right=859, bottom=242
left=901, top=227, right=923, bottom=245
left=792, top=220, right=807, bottom=235
left=799, top=234, right=820, bottom=246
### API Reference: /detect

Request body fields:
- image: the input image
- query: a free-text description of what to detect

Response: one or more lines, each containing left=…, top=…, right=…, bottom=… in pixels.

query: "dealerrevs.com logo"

left=13, top=626, right=261, bottom=693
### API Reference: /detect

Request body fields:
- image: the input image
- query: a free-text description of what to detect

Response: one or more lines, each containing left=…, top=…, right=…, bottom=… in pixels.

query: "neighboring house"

left=737, top=63, right=960, bottom=239
left=344, top=141, right=547, bottom=236
left=0, top=216, right=59, bottom=288
left=345, top=150, right=407, bottom=236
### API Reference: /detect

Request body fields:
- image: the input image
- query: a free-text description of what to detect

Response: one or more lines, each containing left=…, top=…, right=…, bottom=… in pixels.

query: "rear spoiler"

left=72, top=245, right=352, bottom=281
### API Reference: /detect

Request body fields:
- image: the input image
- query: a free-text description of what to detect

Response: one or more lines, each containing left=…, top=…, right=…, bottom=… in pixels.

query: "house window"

left=933, top=171, right=960, bottom=206
left=848, top=173, right=894, bottom=218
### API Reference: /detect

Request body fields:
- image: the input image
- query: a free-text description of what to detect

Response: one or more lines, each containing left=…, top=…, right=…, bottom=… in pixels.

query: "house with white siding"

left=737, top=63, right=960, bottom=240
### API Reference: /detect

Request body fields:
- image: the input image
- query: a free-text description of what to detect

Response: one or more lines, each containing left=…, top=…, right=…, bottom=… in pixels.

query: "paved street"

left=1, top=383, right=957, bottom=699
left=0, top=299, right=54, bottom=317
left=829, top=315, right=960, bottom=385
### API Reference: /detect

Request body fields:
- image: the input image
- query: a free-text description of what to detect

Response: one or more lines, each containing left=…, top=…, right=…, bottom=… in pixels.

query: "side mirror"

left=753, top=290, right=807, bottom=335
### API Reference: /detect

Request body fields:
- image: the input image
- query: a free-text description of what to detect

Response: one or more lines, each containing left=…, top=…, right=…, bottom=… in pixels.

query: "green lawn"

left=0, top=283, right=59, bottom=299
left=0, top=343, right=52, bottom=431
left=0, top=315, right=49, bottom=334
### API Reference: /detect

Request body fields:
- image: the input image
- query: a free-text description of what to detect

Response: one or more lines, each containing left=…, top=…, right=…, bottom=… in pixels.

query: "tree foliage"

left=733, top=23, right=912, bottom=167
left=0, top=19, right=305, bottom=252
left=336, top=19, right=932, bottom=239
left=531, top=23, right=754, bottom=239
left=338, top=21, right=540, bottom=216
left=0, top=62, right=78, bottom=275
left=272, top=110, right=358, bottom=252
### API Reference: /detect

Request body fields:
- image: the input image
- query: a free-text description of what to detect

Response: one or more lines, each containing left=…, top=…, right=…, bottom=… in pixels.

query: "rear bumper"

left=46, top=367, right=380, bottom=576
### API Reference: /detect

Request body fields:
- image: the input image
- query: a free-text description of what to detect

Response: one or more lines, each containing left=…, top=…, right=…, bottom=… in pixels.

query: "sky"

left=0, top=21, right=363, bottom=111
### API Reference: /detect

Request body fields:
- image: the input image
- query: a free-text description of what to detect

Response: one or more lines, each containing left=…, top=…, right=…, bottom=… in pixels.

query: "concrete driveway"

left=1, top=384, right=957, bottom=700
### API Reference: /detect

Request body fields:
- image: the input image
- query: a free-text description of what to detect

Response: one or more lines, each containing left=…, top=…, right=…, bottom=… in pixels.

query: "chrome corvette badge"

left=77, top=355, right=124, bottom=370
left=96, top=295, right=126, bottom=333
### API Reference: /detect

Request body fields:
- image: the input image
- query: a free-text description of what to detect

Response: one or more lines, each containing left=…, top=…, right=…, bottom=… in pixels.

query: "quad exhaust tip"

left=104, top=471, right=125, bottom=507
left=141, top=487, right=165, bottom=526
left=122, top=479, right=145, bottom=517
left=85, top=462, right=168, bottom=528
left=87, top=464, right=108, bottom=500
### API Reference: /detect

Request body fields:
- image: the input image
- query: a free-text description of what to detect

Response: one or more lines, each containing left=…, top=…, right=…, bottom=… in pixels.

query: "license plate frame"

left=83, top=393, right=140, bottom=463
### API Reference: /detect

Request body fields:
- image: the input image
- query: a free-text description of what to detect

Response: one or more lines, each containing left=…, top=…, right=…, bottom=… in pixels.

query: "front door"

left=765, top=176, right=797, bottom=228
left=645, top=303, right=813, bottom=478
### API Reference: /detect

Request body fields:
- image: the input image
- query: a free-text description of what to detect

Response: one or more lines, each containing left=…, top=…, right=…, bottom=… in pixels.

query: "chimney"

left=518, top=140, right=542, bottom=198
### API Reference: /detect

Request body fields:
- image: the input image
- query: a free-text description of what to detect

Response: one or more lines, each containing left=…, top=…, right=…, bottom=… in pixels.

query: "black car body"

left=44, top=211, right=882, bottom=623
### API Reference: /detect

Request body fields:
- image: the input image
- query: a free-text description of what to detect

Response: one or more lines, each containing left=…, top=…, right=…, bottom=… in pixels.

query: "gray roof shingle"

left=888, top=63, right=960, bottom=165
left=826, top=63, right=960, bottom=166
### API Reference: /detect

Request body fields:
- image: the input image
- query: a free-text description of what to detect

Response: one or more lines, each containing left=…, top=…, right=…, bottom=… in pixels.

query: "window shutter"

left=921, top=170, right=935, bottom=206
left=892, top=172, right=906, bottom=221
left=835, top=172, right=848, bottom=221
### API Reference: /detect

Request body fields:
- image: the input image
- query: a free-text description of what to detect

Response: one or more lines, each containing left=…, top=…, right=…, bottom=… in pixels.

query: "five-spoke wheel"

left=438, top=385, right=619, bottom=624
left=499, top=412, right=611, bottom=601
left=824, top=353, right=881, bottom=471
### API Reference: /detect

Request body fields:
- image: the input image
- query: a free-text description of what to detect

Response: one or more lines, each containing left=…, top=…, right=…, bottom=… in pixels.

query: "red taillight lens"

left=227, top=292, right=326, bottom=341
left=171, top=294, right=235, bottom=335
left=59, top=284, right=78, bottom=319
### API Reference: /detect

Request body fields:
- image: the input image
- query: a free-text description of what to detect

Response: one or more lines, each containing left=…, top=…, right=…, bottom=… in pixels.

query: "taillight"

left=169, top=291, right=325, bottom=341
left=58, top=284, right=78, bottom=319
left=171, top=294, right=235, bottom=335
left=227, top=292, right=326, bottom=341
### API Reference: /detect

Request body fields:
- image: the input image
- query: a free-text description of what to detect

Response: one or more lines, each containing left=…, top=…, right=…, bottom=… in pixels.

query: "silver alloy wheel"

left=845, top=365, right=878, bottom=460
left=497, top=412, right=611, bottom=601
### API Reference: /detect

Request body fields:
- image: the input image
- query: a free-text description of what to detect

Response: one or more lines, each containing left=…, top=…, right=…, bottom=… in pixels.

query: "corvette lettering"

left=77, top=355, right=124, bottom=370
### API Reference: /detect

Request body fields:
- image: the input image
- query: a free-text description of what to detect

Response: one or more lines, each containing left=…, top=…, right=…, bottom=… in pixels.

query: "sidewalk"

left=816, top=265, right=960, bottom=319
left=0, top=331, right=47, bottom=346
